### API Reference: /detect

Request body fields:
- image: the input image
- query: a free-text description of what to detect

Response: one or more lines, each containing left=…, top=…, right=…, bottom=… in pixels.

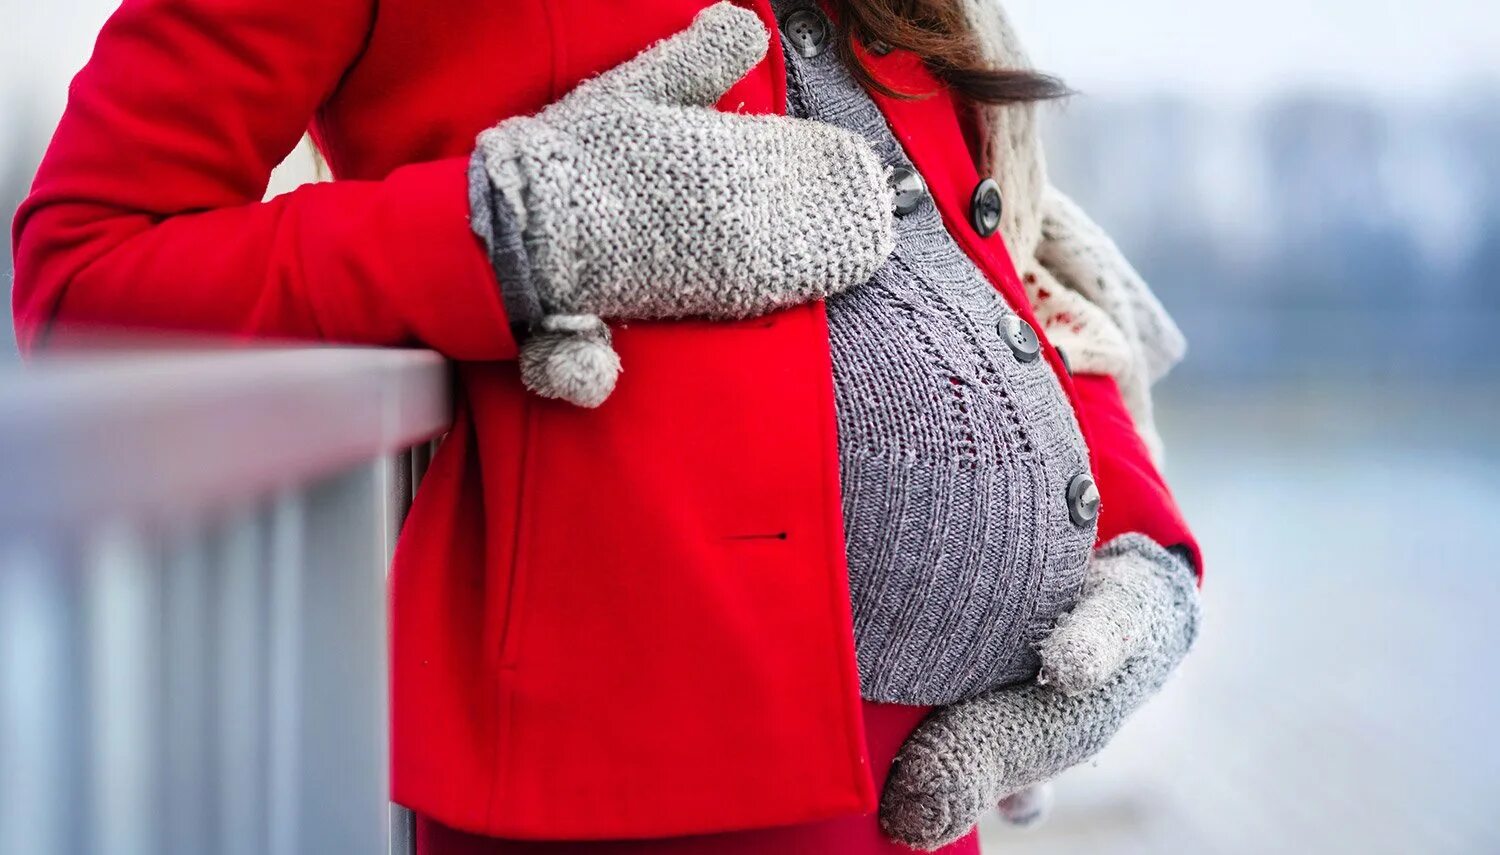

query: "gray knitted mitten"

left=472, top=2, right=895, bottom=407
left=879, top=534, right=1201, bottom=851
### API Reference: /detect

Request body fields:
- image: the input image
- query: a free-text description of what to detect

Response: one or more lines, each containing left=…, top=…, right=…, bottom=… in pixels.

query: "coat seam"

left=486, top=391, right=536, bottom=828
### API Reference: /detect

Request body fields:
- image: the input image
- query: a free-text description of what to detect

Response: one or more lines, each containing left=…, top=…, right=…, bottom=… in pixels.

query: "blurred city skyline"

left=1042, top=87, right=1500, bottom=383
left=4, top=0, right=1500, bottom=376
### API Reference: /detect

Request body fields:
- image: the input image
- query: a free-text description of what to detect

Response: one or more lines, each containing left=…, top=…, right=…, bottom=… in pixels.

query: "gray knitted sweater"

left=775, top=0, right=1095, bottom=705
left=471, top=4, right=1100, bottom=706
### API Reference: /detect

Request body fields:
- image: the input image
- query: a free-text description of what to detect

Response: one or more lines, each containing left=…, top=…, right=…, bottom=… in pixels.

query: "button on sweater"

left=775, top=1, right=1096, bottom=705
left=470, top=3, right=1101, bottom=706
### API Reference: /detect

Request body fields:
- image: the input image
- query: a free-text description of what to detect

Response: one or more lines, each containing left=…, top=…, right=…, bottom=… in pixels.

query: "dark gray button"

left=866, top=38, right=892, bottom=56
left=998, top=315, right=1040, bottom=362
left=971, top=177, right=1003, bottom=237
left=889, top=167, right=928, bottom=216
left=1066, top=474, right=1101, bottom=526
left=782, top=9, right=831, bottom=58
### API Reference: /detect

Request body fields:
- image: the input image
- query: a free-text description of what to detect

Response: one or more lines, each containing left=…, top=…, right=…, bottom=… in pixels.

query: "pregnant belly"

left=829, top=251, right=1096, bottom=705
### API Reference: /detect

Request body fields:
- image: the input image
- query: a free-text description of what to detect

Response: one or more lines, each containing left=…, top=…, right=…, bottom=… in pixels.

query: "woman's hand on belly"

left=469, top=3, right=895, bottom=407
left=877, top=533, right=1201, bottom=851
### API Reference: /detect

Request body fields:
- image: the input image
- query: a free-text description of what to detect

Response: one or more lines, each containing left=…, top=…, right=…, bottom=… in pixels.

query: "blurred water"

left=985, top=382, right=1500, bottom=854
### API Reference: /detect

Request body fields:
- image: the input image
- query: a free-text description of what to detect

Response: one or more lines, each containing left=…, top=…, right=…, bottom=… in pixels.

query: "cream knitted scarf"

left=962, top=0, right=1186, bottom=459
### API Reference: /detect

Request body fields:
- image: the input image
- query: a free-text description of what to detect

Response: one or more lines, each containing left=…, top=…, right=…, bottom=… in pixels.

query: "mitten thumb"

left=593, top=2, right=768, bottom=107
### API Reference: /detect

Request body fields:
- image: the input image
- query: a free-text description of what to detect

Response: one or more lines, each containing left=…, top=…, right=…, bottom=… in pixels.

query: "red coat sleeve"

left=10, top=0, right=516, bottom=360
left=1071, top=372, right=1203, bottom=577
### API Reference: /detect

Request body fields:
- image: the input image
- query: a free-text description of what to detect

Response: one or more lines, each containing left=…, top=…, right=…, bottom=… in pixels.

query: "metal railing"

left=0, top=346, right=451, bottom=855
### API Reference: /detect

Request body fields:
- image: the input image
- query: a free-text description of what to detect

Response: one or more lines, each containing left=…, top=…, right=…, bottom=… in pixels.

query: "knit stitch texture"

left=470, top=3, right=896, bottom=405
left=471, top=1, right=888, bottom=405
left=879, top=534, right=1201, bottom=850
left=468, top=151, right=542, bottom=331
left=777, top=0, right=1094, bottom=705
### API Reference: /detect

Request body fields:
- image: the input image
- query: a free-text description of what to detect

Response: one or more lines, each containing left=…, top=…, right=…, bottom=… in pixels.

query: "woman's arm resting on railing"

left=10, top=0, right=516, bottom=360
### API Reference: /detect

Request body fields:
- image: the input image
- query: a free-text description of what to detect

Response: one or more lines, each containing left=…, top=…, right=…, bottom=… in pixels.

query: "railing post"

left=385, top=446, right=427, bottom=855
left=0, top=537, right=82, bottom=855
left=0, top=347, right=452, bottom=855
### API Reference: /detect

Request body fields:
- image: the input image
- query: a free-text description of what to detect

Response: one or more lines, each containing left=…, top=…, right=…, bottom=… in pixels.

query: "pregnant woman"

left=13, top=1, right=1202, bottom=852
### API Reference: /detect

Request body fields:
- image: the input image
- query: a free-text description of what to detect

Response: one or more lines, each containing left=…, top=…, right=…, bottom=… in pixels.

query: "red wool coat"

left=12, top=0, right=1199, bottom=841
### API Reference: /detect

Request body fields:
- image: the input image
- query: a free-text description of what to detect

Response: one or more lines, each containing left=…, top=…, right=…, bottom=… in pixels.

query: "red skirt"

left=417, top=702, right=980, bottom=854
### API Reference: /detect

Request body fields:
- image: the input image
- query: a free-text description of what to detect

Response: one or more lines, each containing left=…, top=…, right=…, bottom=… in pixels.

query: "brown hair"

left=828, top=0, right=1070, bottom=105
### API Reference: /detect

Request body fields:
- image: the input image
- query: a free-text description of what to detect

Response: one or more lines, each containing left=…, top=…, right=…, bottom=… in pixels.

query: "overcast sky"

left=5, top=0, right=1500, bottom=100
left=1007, top=0, right=1500, bottom=99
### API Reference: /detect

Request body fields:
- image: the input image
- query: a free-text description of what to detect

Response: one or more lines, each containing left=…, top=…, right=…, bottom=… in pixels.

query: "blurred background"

left=993, top=1, right=1500, bottom=853
left=4, top=0, right=1499, bottom=853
